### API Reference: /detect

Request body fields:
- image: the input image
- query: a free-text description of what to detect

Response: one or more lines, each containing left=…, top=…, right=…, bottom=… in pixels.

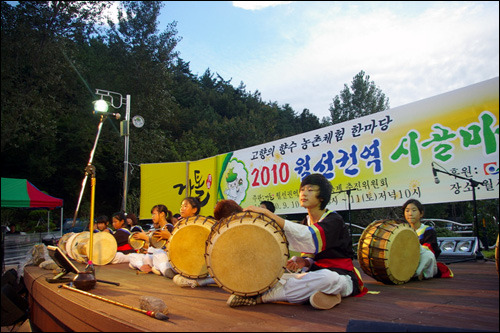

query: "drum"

left=58, top=232, right=74, bottom=253
left=70, top=231, right=90, bottom=264
left=167, top=215, right=217, bottom=278
left=149, top=229, right=167, bottom=249
left=205, top=211, right=289, bottom=296
left=357, top=219, right=420, bottom=285
left=65, top=232, right=80, bottom=260
left=66, top=231, right=117, bottom=265
left=128, top=231, right=146, bottom=250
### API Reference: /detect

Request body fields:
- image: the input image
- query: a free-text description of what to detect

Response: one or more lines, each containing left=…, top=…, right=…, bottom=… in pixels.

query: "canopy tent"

left=1, top=178, right=63, bottom=208
left=1, top=178, right=64, bottom=234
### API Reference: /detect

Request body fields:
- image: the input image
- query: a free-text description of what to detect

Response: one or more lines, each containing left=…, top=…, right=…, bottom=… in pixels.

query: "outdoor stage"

left=23, top=259, right=498, bottom=332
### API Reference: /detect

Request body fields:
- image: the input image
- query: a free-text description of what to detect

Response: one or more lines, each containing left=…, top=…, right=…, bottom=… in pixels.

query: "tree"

left=1, top=1, right=112, bottom=189
left=1, top=1, right=329, bottom=221
left=329, top=70, right=390, bottom=125
left=299, top=108, right=323, bottom=133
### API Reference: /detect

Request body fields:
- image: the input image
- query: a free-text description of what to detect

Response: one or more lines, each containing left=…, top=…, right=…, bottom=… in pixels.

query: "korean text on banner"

left=217, top=78, right=499, bottom=214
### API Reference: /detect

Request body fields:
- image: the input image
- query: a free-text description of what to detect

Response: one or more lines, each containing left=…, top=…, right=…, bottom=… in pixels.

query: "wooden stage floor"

left=24, top=259, right=498, bottom=332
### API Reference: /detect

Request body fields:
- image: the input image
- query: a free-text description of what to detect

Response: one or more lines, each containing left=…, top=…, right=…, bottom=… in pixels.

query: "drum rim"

left=65, top=233, right=80, bottom=260
left=177, top=215, right=217, bottom=227
left=58, top=232, right=74, bottom=253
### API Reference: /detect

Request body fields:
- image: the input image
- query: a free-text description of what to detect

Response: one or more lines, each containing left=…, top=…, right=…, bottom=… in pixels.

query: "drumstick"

left=96, top=279, right=120, bottom=286
left=60, top=284, right=169, bottom=321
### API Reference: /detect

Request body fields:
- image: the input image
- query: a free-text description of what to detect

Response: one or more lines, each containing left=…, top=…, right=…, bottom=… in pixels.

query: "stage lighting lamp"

left=93, top=99, right=109, bottom=113
left=456, top=240, right=473, bottom=252
left=437, top=237, right=477, bottom=263
left=440, top=240, right=456, bottom=252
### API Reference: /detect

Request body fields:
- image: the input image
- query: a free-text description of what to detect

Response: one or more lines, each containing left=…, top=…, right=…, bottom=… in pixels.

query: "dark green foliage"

left=328, top=70, right=390, bottom=124
left=1, top=1, right=322, bottom=219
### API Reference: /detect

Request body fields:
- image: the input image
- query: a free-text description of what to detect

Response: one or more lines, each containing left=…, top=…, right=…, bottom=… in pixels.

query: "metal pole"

left=471, top=182, right=484, bottom=259
left=60, top=207, right=63, bottom=237
left=186, top=161, right=190, bottom=197
left=73, top=115, right=106, bottom=225
left=88, top=165, right=96, bottom=262
left=347, top=189, right=352, bottom=238
left=122, top=95, right=131, bottom=212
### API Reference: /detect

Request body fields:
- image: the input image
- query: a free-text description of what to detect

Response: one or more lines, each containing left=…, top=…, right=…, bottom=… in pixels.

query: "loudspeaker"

left=1, top=268, right=26, bottom=294
left=1, top=268, right=28, bottom=327
left=1, top=283, right=28, bottom=326
left=346, top=319, right=490, bottom=332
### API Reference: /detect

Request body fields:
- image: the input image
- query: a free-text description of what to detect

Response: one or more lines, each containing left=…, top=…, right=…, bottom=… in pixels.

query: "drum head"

left=206, top=212, right=289, bottom=296
left=167, top=215, right=216, bottom=278
left=91, top=232, right=117, bottom=265
left=358, top=220, right=420, bottom=284
left=385, top=226, right=420, bottom=283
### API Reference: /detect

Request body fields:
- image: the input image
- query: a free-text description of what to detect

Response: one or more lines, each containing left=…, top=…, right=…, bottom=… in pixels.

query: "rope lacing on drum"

left=371, top=235, right=392, bottom=243
left=237, top=212, right=248, bottom=224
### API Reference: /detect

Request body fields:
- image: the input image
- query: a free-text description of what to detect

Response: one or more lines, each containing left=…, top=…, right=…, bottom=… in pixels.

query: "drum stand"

left=433, top=168, right=486, bottom=263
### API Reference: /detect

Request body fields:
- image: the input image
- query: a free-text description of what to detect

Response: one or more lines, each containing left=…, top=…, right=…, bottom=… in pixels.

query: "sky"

left=147, top=1, right=498, bottom=120
left=7, top=1, right=499, bottom=120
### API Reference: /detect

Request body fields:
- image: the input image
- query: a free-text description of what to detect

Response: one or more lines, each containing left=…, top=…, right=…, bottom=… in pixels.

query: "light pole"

left=94, top=89, right=131, bottom=213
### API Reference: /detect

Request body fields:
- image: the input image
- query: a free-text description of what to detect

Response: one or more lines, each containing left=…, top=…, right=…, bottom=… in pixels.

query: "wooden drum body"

left=166, top=215, right=217, bottom=278
left=357, top=219, right=420, bottom=285
left=205, top=211, right=289, bottom=296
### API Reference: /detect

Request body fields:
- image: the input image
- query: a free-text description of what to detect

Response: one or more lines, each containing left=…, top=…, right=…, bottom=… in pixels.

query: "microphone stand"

left=72, top=114, right=107, bottom=226
left=333, top=188, right=357, bottom=239
left=433, top=168, right=485, bottom=263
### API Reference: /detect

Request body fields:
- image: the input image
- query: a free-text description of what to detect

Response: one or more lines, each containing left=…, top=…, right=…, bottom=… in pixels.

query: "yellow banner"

left=141, top=78, right=499, bottom=216
left=139, top=158, right=218, bottom=219
left=140, top=162, right=186, bottom=220
left=188, top=158, right=218, bottom=217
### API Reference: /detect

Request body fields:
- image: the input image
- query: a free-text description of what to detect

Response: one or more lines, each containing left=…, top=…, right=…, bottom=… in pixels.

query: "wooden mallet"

left=60, top=284, right=169, bottom=321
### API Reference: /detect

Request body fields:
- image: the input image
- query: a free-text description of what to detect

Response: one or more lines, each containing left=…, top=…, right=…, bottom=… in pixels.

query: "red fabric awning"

left=1, top=178, right=63, bottom=209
